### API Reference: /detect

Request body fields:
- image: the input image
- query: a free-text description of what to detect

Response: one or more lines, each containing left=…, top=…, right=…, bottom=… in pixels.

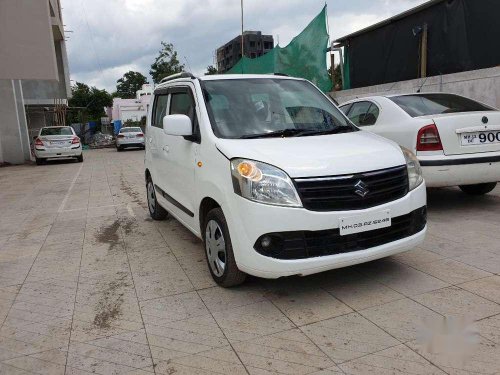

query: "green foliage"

left=205, top=65, right=218, bottom=75
left=68, top=82, right=112, bottom=123
left=150, top=42, right=185, bottom=84
left=116, top=71, right=148, bottom=99
left=328, top=64, right=343, bottom=90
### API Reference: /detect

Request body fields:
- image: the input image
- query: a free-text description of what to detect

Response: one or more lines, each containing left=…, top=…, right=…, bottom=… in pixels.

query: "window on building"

left=250, top=41, right=255, bottom=48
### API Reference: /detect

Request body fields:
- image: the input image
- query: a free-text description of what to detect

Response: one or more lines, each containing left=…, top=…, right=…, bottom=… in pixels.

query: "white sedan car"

left=33, top=126, right=83, bottom=165
left=116, top=127, right=145, bottom=151
left=340, top=93, right=500, bottom=195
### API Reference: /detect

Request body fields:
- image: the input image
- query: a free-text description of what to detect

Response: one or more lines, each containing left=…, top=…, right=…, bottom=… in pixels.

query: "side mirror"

left=163, top=114, right=192, bottom=137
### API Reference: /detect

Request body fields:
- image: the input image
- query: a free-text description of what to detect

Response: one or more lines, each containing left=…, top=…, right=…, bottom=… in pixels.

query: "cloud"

left=62, top=0, right=427, bottom=92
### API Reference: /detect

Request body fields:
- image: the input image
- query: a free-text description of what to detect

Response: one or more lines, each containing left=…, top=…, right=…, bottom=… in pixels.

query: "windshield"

left=390, top=94, right=494, bottom=117
left=40, top=127, right=73, bottom=136
left=120, top=127, right=142, bottom=133
left=202, top=78, right=356, bottom=139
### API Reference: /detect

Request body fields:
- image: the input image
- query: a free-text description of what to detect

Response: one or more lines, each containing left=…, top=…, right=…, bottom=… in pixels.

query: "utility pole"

left=241, top=0, right=244, bottom=73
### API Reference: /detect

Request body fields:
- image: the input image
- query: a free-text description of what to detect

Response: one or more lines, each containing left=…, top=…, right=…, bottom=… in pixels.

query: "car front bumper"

left=419, top=152, right=500, bottom=187
left=34, top=146, right=82, bottom=159
left=226, top=181, right=426, bottom=278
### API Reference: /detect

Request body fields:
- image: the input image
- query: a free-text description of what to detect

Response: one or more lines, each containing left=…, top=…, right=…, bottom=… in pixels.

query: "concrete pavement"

left=1, top=148, right=500, bottom=374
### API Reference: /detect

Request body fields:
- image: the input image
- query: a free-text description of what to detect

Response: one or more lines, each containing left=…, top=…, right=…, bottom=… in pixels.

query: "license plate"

left=51, top=141, right=66, bottom=145
left=461, top=131, right=500, bottom=146
left=339, top=210, right=391, bottom=236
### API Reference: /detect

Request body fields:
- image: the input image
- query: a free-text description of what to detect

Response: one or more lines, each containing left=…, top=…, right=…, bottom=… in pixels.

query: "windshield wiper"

left=297, top=126, right=355, bottom=136
left=240, top=128, right=311, bottom=139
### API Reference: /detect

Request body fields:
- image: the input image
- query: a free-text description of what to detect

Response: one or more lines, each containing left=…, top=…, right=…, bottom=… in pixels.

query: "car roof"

left=340, top=92, right=469, bottom=105
left=155, top=74, right=305, bottom=90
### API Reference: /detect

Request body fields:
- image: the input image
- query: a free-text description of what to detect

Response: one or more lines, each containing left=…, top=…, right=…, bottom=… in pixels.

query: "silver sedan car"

left=116, top=127, right=145, bottom=151
left=34, top=126, right=83, bottom=165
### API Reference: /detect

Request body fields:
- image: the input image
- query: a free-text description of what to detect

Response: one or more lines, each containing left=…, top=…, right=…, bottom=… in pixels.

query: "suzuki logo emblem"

left=354, top=180, right=369, bottom=198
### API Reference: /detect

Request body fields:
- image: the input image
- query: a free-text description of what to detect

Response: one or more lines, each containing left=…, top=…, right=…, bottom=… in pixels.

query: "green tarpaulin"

left=227, top=6, right=331, bottom=92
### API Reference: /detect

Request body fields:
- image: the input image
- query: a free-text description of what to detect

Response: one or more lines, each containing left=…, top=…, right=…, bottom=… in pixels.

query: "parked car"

left=116, top=127, right=145, bottom=151
left=339, top=93, right=500, bottom=194
left=145, top=73, right=427, bottom=287
left=33, top=126, right=83, bottom=165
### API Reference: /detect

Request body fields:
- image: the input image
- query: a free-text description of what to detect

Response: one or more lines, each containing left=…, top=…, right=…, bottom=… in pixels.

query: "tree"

left=68, top=82, right=112, bottom=123
left=150, top=42, right=184, bottom=84
left=205, top=65, right=218, bottom=75
left=116, top=71, right=148, bottom=99
left=328, top=64, right=343, bottom=91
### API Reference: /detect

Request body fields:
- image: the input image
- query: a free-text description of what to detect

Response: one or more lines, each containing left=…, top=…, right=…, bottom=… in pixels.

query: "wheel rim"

left=147, top=181, right=156, bottom=214
left=205, top=220, right=226, bottom=277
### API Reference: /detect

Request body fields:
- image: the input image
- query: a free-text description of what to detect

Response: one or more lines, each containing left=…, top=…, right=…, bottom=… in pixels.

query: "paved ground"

left=1, top=148, right=500, bottom=375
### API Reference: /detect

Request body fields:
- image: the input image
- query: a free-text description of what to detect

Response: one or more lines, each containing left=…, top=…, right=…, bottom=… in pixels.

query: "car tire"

left=35, top=157, right=45, bottom=165
left=146, top=177, right=168, bottom=220
left=117, top=146, right=122, bottom=152
left=459, top=182, right=497, bottom=195
left=203, top=208, right=246, bottom=287
left=76, top=154, right=83, bottom=163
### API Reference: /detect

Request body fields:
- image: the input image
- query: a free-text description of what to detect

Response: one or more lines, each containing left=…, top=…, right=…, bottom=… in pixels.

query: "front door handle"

left=163, top=145, right=170, bottom=153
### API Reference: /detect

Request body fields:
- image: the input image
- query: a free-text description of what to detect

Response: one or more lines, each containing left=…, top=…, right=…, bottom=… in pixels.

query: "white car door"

left=155, top=85, right=199, bottom=227
left=148, top=93, right=169, bottom=187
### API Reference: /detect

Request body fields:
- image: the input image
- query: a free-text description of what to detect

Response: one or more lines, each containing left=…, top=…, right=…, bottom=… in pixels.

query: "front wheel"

left=204, top=208, right=246, bottom=287
left=146, top=177, right=168, bottom=220
left=459, top=182, right=497, bottom=195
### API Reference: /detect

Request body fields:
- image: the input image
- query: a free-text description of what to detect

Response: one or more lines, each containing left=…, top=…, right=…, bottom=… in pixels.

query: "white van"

left=145, top=73, right=427, bottom=287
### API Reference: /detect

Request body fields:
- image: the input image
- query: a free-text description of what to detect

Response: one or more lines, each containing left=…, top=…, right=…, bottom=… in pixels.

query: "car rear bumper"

left=34, top=146, right=82, bottom=159
left=419, top=151, right=500, bottom=187
left=117, top=138, right=145, bottom=147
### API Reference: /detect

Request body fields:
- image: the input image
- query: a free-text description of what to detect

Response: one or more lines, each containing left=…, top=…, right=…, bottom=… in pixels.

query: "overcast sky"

left=61, top=0, right=428, bottom=92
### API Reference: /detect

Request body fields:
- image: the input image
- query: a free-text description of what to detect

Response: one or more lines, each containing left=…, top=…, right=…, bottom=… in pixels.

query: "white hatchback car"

left=145, top=73, right=427, bottom=286
left=340, top=93, right=500, bottom=194
left=34, top=126, right=83, bottom=165
left=116, top=127, right=145, bottom=151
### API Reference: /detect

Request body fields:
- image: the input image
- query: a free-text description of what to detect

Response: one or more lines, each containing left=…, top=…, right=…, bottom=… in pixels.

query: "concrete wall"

left=330, top=66, right=500, bottom=108
left=0, top=0, right=58, bottom=80
left=0, top=80, right=31, bottom=164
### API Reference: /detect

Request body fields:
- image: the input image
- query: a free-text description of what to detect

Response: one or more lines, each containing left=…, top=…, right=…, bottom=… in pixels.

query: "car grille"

left=294, top=165, right=409, bottom=211
left=254, top=207, right=426, bottom=260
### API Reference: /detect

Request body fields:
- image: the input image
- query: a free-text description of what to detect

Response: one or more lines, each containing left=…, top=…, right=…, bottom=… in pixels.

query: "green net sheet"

left=227, top=6, right=331, bottom=92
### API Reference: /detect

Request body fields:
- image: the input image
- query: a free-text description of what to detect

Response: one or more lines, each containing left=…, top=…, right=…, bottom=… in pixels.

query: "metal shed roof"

left=334, top=0, right=443, bottom=43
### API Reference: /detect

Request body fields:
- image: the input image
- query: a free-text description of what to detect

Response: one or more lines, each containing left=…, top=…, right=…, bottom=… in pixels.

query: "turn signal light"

left=416, top=124, right=443, bottom=151
left=237, top=161, right=262, bottom=181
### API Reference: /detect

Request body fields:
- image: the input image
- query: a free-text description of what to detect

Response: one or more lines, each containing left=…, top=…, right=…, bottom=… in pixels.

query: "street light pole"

left=241, top=0, right=244, bottom=73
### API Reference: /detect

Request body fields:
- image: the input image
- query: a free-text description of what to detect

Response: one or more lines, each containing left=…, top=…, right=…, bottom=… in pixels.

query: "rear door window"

left=390, top=94, right=494, bottom=117
left=347, top=101, right=379, bottom=126
left=152, top=95, right=168, bottom=128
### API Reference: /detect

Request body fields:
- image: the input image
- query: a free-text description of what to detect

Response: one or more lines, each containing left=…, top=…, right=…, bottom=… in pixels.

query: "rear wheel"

left=117, top=146, right=123, bottom=152
left=35, top=157, right=45, bottom=165
left=459, top=182, right=497, bottom=195
left=203, top=208, right=246, bottom=287
left=146, top=177, right=168, bottom=220
left=76, top=154, right=83, bottom=163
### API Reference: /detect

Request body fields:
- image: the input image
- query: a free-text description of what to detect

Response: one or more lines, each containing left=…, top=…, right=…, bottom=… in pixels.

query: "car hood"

left=216, top=131, right=406, bottom=178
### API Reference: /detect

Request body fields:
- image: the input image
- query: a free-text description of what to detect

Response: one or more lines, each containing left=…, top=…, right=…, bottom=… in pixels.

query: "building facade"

left=0, top=0, right=70, bottom=164
left=111, top=84, right=153, bottom=126
left=216, top=31, right=274, bottom=73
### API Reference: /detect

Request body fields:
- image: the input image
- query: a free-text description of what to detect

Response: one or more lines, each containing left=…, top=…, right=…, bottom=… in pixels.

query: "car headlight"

left=401, top=147, right=423, bottom=191
left=230, top=159, right=302, bottom=207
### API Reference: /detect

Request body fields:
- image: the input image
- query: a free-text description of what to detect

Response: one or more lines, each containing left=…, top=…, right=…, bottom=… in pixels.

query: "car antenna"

left=416, top=76, right=428, bottom=93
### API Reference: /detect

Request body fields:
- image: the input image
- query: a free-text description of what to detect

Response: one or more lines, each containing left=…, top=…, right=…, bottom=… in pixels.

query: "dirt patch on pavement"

left=120, top=176, right=146, bottom=209
left=95, top=220, right=121, bottom=250
left=92, top=271, right=130, bottom=330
